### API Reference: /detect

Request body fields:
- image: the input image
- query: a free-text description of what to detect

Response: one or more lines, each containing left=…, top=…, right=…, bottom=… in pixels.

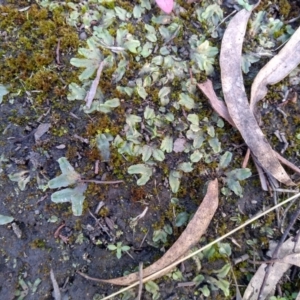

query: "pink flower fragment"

left=156, top=0, right=174, bottom=14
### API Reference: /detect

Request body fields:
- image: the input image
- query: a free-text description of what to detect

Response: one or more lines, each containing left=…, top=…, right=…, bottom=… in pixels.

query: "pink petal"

left=156, top=0, right=174, bottom=14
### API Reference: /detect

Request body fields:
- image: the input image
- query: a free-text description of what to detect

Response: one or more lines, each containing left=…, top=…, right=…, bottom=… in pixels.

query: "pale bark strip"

left=250, top=26, right=300, bottom=112
left=243, top=237, right=300, bottom=300
left=77, top=179, right=219, bottom=286
left=220, top=8, right=294, bottom=186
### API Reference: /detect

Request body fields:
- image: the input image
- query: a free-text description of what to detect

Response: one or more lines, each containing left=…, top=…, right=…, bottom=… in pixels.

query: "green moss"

left=30, top=239, right=47, bottom=249
left=279, top=0, right=291, bottom=18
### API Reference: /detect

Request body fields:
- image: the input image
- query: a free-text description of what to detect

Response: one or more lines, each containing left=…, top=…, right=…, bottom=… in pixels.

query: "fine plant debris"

left=1, top=0, right=300, bottom=299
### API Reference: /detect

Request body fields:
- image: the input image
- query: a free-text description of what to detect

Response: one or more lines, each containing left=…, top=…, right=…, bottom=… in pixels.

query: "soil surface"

left=1, top=1, right=300, bottom=300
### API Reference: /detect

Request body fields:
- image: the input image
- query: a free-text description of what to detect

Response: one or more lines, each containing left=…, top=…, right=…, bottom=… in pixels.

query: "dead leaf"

left=219, top=8, right=294, bottom=186
left=243, top=237, right=300, bottom=300
left=78, top=179, right=219, bottom=285
left=197, top=80, right=235, bottom=127
left=276, top=252, right=300, bottom=267
left=250, top=26, right=300, bottom=112
left=34, top=123, right=51, bottom=142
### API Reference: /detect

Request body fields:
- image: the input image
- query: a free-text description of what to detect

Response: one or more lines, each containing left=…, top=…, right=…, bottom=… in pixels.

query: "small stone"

left=56, top=144, right=66, bottom=149
left=79, top=31, right=87, bottom=40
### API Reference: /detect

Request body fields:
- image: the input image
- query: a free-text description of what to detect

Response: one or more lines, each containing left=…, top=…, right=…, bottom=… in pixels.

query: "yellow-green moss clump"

left=0, top=4, right=80, bottom=108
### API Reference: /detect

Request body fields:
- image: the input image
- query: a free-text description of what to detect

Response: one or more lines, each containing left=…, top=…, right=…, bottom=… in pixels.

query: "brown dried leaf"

left=197, top=80, right=235, bottom=127
left=243, top=237, right=300, bottom=300
left=250, top=26, right=300, bottom=112
left=219, top=8, right=294, bottom=186
left=78, top=179, right=219, bottom=286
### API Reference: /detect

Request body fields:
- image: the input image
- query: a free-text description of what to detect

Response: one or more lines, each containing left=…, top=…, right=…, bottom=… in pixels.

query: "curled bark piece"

left=250, top=26, right=300, bottom=112
left=220, top=8, right=294, bottom=186
left=78, top=179, right=219, bottom=286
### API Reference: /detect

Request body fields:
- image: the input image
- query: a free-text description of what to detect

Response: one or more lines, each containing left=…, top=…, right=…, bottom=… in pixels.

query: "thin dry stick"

left=56, top=38, right=61, bottom=65
left=137, top=262, right=143, bottom=300
left=80, top=179, right=123, bottom=184
left=242, top=148, right=250, bottom=168
left=94, top=192, right=300, bottom=300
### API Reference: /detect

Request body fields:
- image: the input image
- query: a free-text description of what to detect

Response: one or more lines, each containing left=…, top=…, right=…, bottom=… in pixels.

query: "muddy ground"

left=1, top=0, right=300, bottom=299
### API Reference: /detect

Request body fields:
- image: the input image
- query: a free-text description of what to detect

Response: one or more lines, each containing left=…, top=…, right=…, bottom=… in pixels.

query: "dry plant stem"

left=98, top=192, right=300, bottom=300
left=275, top=152, right=300, bottom=175
left=273, top=190, right=280, bottom=226
left=242, top=148, right=250, bottom=168
left=252, top=156, right=268, bottom=191
left=137, top=262, right=143, bottom=300
left=80, top=179, right=123, bottom=184
left=54, top=222, right=65, bottom=238
left=56, top=38, right=61, bottom=65
left=258, top=205, right=300, bottom=299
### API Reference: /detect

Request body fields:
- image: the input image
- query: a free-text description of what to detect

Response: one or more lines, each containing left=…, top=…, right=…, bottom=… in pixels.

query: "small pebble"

left=12, top=222, right=22, bottom=239
left=56, top=144, right=66, bottom=149
left=79, top=31, right=87, bottom=40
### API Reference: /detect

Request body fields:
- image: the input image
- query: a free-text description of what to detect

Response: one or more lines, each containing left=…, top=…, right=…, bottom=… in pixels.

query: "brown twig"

left=242, top=148, right=250, bottom=168
left=80, top=179, right=123, bottom=184
left=56, top=38, right=61, bottom=65
left=137, top=262, right=143, bottom=300
left=76, top=270, right=103, bottom=283
left=54, top=222, right=65, bottom=238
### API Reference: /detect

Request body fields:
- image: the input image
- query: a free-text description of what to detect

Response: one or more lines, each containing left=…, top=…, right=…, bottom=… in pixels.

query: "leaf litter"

left=198, top=4, right=300, bottom=191
left=219, top=3, right=294, bottom=186
left=250, top=26, right=300, bottom=113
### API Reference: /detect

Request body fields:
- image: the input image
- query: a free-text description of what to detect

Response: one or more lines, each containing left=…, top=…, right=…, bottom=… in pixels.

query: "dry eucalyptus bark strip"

left=219, top=7, right=294, bottom=186
left=243, top=236, right=300, bottom=299
left=250, top=26, right=300, bottom=112
left=77, top=179, right=219, bottom=286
